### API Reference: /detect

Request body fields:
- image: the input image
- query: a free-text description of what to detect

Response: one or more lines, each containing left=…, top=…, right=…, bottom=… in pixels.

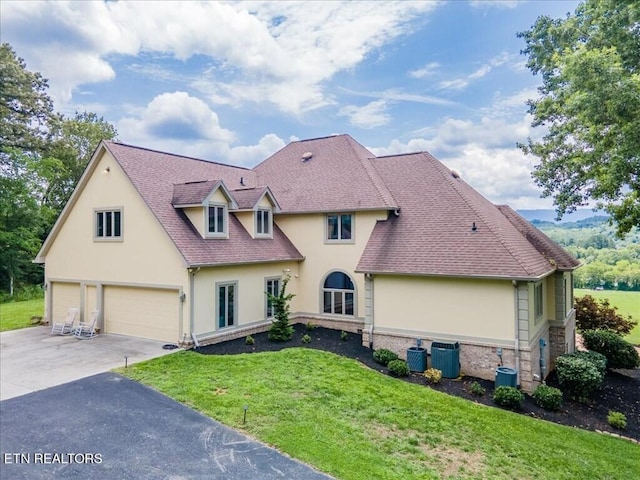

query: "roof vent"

left=301, top=151, right=313, bottom=162
left=240, top=177, right=245, bottom=186
left=472, top=222, right=478, bottom=232
left=451, top=170, right=460, bottom=179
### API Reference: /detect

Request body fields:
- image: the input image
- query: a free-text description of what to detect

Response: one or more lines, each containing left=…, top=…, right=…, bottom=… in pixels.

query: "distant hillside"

left=517, top=209, right=606, bottom=223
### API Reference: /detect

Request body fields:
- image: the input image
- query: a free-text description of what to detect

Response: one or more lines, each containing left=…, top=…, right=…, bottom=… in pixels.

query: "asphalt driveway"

left=0, top=325, right=177, bottom=400
left=0, top=372, right=333, bottom=479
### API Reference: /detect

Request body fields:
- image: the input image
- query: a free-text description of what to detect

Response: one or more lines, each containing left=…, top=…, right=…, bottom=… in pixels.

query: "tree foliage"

left=518, top=1, right=640, bottom=236
left=0, top=43, right=55, bottom=163
left=575, top=294, right=636, bottom=335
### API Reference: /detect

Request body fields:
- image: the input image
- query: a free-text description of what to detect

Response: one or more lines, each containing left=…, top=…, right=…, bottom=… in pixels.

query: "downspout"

left=512, top=280, right=521, bottom=385
left=366, top=273, right=374, bottom=349
left=188, top=267, right=201, bottom=347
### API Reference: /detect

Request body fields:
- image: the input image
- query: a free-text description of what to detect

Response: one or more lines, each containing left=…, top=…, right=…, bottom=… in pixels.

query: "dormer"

left=172, top=180, right=238, bottom=239
left=230, top=187, right=281, bottom=239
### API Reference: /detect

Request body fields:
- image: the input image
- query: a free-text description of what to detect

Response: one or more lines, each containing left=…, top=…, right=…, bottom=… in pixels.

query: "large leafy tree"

left=0, top=43, right=55, bottom=164
left=518, top=1, right=640, bottom=236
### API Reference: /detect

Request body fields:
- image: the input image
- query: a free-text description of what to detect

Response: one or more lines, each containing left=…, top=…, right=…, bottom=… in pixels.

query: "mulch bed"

left=196, top=324, right=640, bottom=442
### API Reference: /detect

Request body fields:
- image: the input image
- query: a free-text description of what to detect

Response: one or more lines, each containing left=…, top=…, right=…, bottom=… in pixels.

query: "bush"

left=340, top=330, right=348, bottom=341
left=469, top=381, right=486, bottom=396
left=424, top=368, right=442, bottom=384
left=388, top=359, right=410, bottom=377
left=575, top=295, right=636, bottom=335
left=565, top=350, right=607, bottom=376
left=607, top=411, right=627, bottom=430
left=581, top=330, right=640, bottom=370
left=267, top=277, right=295, bottom=342
left=301, top=334, right=311, bottom=344
left=373, top=349, right=398, bottom=366
left=555, top=354, right=605, bottom=401
left=245, top=335, right=255, bottom=346
left=305, top=322, right=316, bottom=331
left=532, top=384, right=563, bottom=411
left=493, top=386, right=524, bottom=410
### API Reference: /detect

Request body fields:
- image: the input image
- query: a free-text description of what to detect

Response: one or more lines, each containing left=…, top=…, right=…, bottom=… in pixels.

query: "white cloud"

left=339, top=100, right=390, bottom=129
left=1, top=1, right=438, bottom=114
left=368, top=113, right=552, bottom=209
left=439, top=52, right=513, bottom=91
left=408, top=62, right=440, bottom=79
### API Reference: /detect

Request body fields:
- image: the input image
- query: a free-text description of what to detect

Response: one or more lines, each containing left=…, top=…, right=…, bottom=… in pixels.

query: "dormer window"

left=256, top=209, right=272, bottom=237
left=207, top=204, right=227, bottom=237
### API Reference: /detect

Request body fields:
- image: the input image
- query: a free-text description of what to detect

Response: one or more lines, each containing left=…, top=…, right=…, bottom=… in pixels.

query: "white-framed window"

left=326, top=213, right=353, bottom=242
left=256, top=209, right=272, bottom=237
left=216, top=282, right=237, bottom=328
left=95, top=209, right=122, bottom=240
left=322, top=271, right=355, bottom=316
left=534, top=282, right=543, bottom=321
left=207, top=204, right=227, bottom=237
left=265, top=277, right=281, bottom=318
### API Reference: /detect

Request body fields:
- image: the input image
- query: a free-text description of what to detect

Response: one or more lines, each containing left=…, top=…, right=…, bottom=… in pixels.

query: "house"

left=35, top=134, right=580, bottom=391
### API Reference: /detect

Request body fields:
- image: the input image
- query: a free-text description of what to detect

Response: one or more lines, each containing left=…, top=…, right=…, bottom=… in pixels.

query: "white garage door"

left=51, top=282, right=81, bottom=324
left=104, top=286, right=179, bottom=342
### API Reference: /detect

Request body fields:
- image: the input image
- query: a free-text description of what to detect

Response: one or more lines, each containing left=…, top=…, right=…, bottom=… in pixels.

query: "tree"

left=575, top=294, right=636, bottom=335
left=267, top=276, right=295, bottom=342
left=0, top=43, right=55, bottom=164
left=518, top=1, right=640, bottom=236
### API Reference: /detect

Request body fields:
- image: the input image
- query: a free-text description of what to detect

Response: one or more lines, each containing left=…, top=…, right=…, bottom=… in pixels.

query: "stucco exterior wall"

left=192, top=261, right=300, bottom=339
left=371, top=275, right=515, bottom=342
left=43, top=150, right=189, bottom=329
left=275, top=211, right=387, bottom=318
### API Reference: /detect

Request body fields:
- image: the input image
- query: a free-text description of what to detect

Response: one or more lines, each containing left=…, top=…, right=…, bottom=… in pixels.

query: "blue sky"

left=1, top=0, right=580, bottom=209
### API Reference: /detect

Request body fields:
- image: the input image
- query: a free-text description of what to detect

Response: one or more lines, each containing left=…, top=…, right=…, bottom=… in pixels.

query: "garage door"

left=51, top=282, right=81, bottom=324
left=104, top=286, right=179, bottom=342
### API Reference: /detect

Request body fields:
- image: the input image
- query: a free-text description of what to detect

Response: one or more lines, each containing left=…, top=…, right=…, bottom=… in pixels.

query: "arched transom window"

left=323, top=271, right=355, bottom=316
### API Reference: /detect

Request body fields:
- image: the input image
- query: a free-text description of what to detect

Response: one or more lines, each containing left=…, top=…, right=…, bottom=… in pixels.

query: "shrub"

left=532, top=384, right=563, bottom=411
left=607, top=411, right=627, bottom=430
left=555, top=354, right=605, bottom=401
left=582, top=330, right=640, bottom=370
left=565, top=350, right=607, bottom=376
left=245, top=335, right=255, bottom=346
left=373, top=349, right=398, bottom=366
left=301, top=334, right=311, bottom=344
left=575, top=295, right=636, bottom=335
left=267, top=276, right=295, bottom=342
left=493, top=386, right=524, bottom=410
left=305, top=322, right=316, bottom=331
left=388, top=359, right=410, bottom=377
left=424, top=368, right=442, bottom=384
left=340, top=330, right=348, bottom=341
left=468, top=381, right=486, bottom=396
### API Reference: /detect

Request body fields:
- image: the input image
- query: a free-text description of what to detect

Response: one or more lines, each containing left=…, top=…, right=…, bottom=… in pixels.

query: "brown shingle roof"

left=356, top=152, right=577, bottom=279
left=104, top=142, right=303, bottom=267
left=254, top=134, right=398, bottom=213
left=172, top=180, right=220, bottom=206
left=497, top=205, right=581, bottom=271
left=231, top=186, right=281, bottom=212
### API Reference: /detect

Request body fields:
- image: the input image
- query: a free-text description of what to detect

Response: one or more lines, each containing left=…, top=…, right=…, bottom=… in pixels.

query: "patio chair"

left=50, top=308, right=79, bottom=335
left=74, top=309, right=99, bottom=339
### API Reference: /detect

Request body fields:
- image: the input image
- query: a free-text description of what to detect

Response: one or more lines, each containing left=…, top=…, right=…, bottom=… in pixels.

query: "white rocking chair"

left=74, top=309, right=99, bottom=339
left=51, top=308, right=79, bottom=335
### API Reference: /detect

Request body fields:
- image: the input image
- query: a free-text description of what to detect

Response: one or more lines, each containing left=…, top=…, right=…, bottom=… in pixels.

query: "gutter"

left=513, top=280, right=521, bottom=385
left=188, top=267, right=201, bottom=344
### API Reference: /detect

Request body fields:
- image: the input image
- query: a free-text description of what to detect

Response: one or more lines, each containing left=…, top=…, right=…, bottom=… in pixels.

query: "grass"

left=0, top=299, right=44, bottom=332
left=121, top=349, right=640, bottom=480
left=575, top=289, right=640, bottom=345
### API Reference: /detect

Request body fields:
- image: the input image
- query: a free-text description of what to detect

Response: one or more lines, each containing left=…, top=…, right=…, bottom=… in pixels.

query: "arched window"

left=323, top=271, right=355, bottom=316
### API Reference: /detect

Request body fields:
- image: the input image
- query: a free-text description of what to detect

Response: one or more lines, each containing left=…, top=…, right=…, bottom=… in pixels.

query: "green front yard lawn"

left=575, top=289, right=640, bottom=345
left=0, top=299, right=44, bottom=332
left=121, top=349, right=640, bottom=480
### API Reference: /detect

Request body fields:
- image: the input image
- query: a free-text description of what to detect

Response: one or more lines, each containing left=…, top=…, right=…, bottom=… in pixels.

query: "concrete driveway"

left=0, top=325, right=177, bottom=400
left=0, top=372, right=332, bottom=479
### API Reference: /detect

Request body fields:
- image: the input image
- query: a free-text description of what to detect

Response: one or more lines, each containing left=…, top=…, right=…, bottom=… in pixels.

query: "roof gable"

left=231, top=186, right=282, bottom=212
left=172, top=180, right=239, bottom=209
